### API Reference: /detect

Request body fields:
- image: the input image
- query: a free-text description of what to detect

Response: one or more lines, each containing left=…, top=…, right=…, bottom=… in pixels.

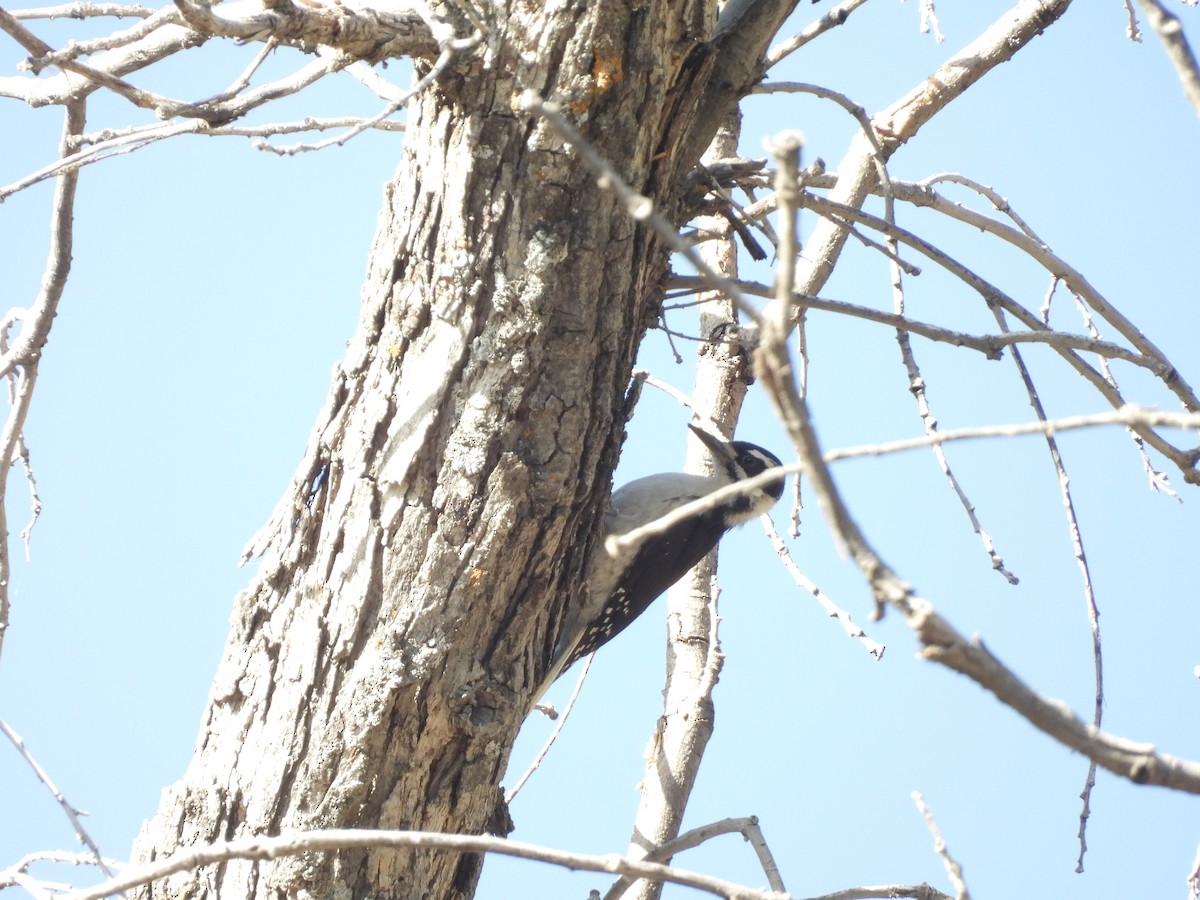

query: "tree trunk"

left=131, top=2, right=798, bottom=897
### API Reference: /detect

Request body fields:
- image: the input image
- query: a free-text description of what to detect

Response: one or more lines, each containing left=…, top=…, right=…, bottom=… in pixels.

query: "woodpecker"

left=539, top=424, right=784, bottom=695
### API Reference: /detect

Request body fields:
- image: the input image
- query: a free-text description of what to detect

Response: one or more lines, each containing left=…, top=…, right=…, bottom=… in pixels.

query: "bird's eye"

left=740, top=452, right=766, bottom=475
left=738, top=446, right=782, bottom=477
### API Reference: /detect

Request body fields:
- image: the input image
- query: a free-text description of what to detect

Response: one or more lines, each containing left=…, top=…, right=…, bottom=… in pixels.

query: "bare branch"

left=754, top=248, right=1200, bottom=796
left=0, top=367, right=40, bottom=557
left=909, top=601, right=1200, bottom=793
left=607, top=406, right=1200, bottom=579
left=766, top=0, right=872, bottom=66
left=62, top=829, right=793, bottom=900
left=12, top=2, right=155, bottom=18
left=24, top=6, right=181, bottom=68
left=0, top=6, right=183, bottom=110
left=685, top=274, right=1164, bottom=372
left=795, top=0, right=1075, bottom=304
left=1048, top=291, right=1116, bottom=870
left=874, top=1, right=1075, bottom=151
left=741, top=819, right=786, bottom=895
left=0, top=0, right=443, bottom=110
left=604, top=817, right=788, bottom=900
left=1134, top=0, right=1200, bottom=117
left=625, top=369, right=734, bottom=439
left=754, top=81, right=896, bottom=245
left=1124, top=0, right=1144, bottom=39
left=2, top=112, right=403, bottom=200
left=894, top=177, right=1200, bottom=410
left=803, top=887, right=953, bottom=900
left=169, top=0, right=440, bottom=60
left=789, top=191, right=1200, bottom=481
left=0, top=19, right=206, bottom=107
left=0, top=98, right=83, bottom=658
left=169, top=47, right=355, bottom=122
left=1076, top=758, right=1097, bottom=873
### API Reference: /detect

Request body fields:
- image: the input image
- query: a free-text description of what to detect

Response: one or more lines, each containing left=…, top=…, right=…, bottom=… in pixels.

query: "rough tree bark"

left=130, top=1, right=799, bottom=897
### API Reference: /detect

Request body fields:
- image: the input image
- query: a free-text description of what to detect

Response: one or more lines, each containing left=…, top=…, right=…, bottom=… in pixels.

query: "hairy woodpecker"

left=540, top=425, right=784, bottom=695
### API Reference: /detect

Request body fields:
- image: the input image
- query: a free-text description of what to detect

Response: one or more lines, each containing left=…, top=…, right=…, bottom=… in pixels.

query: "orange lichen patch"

left=592, top=48, right=624, bottom=93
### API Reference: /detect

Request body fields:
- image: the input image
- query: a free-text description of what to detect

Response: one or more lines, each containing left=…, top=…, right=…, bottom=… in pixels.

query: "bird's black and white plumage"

left=539, top=425, right=784, bottom=695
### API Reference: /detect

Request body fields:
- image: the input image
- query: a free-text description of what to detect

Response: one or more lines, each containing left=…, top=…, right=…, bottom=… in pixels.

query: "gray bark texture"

left=129, top=1, right=799, bottom=897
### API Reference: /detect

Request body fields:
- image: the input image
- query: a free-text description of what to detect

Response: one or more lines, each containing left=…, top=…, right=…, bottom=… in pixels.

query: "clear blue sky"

left=2, top=2, right=1198, bottom=898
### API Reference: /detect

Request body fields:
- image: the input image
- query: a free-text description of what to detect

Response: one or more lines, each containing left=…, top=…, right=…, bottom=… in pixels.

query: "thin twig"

left=913, top=792, right=970, bottom=900
left=12, top=429, right=41, bottom=559
left=0, top=718, right=115, bottom=878
left=920, top=172, right=1042, bottom=241
left=984, top=297, right=1105, bottom=869
left=4, top=114, right=404, bottom=201
left=345, top=59, right=412, bottom=102
left=755, top=81, right=895, bottom=243
left=825, top=407, right=1200, bottom=461
left=902, top=178, right=1199, bottom=410
left=181, top=37, right=279, bottom=109
left=507, top=655, right=592, bottom=803
left=760, top=516, right=884, bottom=659
left=258, top=40, right=468, bottom=155
left=766, top=0, right=872, bottom=66
left=0, top=850, right=124, bottom=895
left=916, top=0, right=944, bottom=43
left=880, top=145, right=1018, bottom=587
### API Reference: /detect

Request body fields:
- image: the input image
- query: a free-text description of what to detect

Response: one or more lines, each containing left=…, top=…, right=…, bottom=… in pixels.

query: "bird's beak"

left=687, top=423, right=736, bottom=465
